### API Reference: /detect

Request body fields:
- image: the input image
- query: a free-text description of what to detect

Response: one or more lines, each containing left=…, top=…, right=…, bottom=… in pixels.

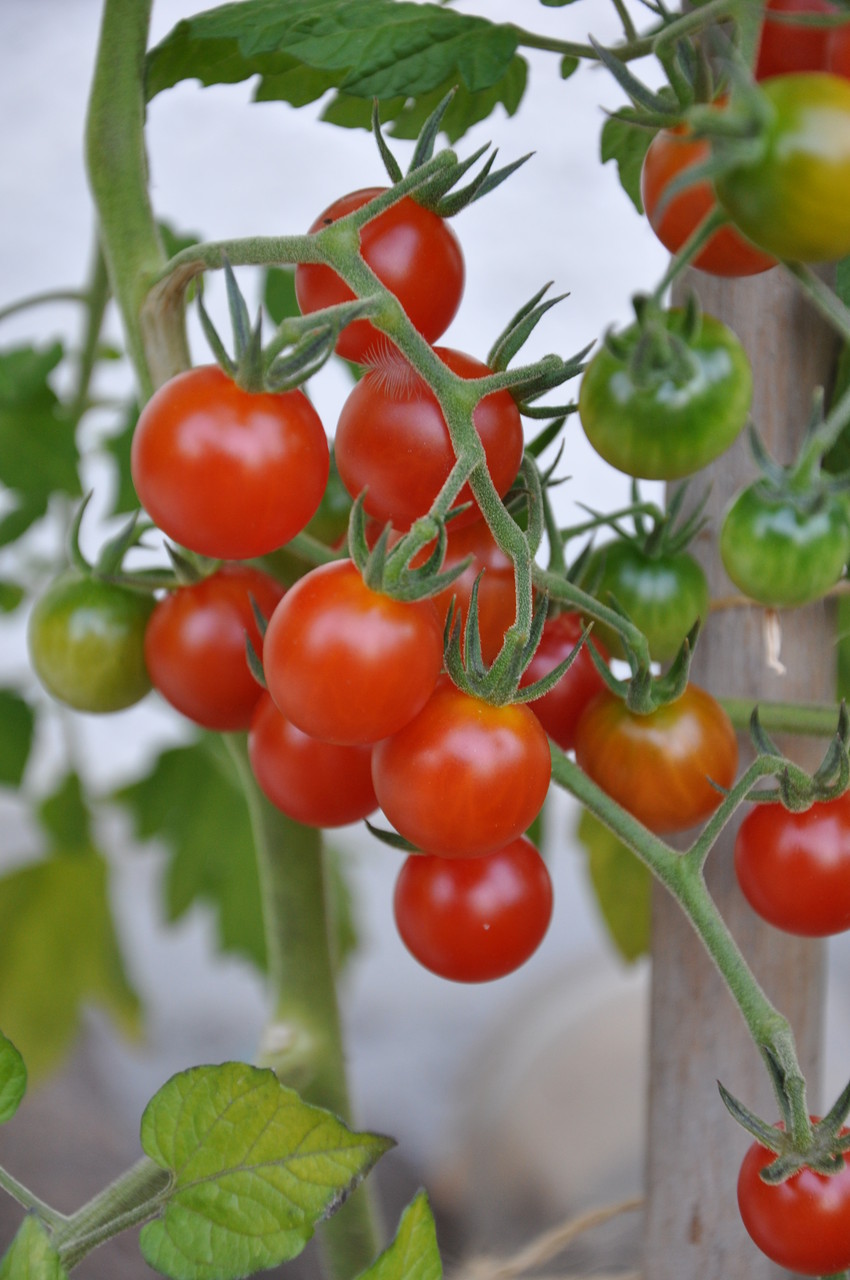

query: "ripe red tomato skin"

left=262, top=559, right=444, bottom=746
left=573, top=685, right=738, bottom=835
left=734, top=793, right=850, bottom=936
left=519, top=613, right=609, bottom=752
left=738, top=1122, right=850, bottom=1276
left=829, top=19, right=850, bottom=75
left=131, top=365, right=329, bottom=560
left=294, top=188, right=464, bottom=364
left=372, top=677, right=552, bottom=858
left=248, top=692, right=377, bottom=828
left=393, top=836, right=553, bottom=983
left=756, top=0, right=837, bottom=80
left=144, top=565, right=284, bottom=732
left=334, top=346, right=524, bottom=532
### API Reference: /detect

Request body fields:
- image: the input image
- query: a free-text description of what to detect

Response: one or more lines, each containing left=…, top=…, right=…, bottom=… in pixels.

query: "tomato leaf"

left=600, top=116, right=654, bottom=214
left=0, top=345, right=81, bottom=547
left=355, top=1191, right=441, bottom=1280
left=0, top=581, right=24, bottom=612
left=0, top=690, right=35, bottom=787
left=37, top=772, right=92, bottom=854
left=138, top=1062, right=393, bottom=1280
left=263, top=267, right=299, bottom=326
left=113, top=738, right=267, bottom=971
left=577, top=809, right=651, bottom=961
left=145, top=0, right=527, bottom=142
left=0, top=1216, right=68, bottom=1280
left=0, top=847, right=142, bottom=1079
left=0, top=1031, right=27, bottom=1125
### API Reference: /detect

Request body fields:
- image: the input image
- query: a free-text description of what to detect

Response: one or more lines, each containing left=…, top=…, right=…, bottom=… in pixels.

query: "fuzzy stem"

left=0, top=1167, right=67, bottom=1230
left=50, top=1157, right=170, bottom=1270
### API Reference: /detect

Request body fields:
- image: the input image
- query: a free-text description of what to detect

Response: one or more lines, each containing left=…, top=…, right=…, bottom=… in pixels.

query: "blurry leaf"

left=37, top=772, right=92, bottom=853
left=577, top=809, right=650, bottom=961
left=355, top=1192, right=441, bottom=1280
left=263, top=267, right=300, bottom=326
left=0, top=1031, right=27, bottom=1124
left=0, top=690, right=35, bottom=787
left=101, top=400, right=141, bottom=515
left=0, top=1216, right=67, bottom=1280
left=0, top=848, right=142, bottom=1078
left=113, top=738, right=266, bottom=970
left=146, top=1, right=527, bottom=142
left=560, top=55, right=580, bottom=78
left=0, top=581, right=24, bottom=612
left=139, top=1062, right=393, bottom=1280
left=0, top=345, right=81, bottom=546
left=600, top=116, right=654, bottom=214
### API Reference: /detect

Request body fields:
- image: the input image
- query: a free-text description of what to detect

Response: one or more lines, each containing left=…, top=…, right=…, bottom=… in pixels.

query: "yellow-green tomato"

left=28, top=575, right=153, bottom=712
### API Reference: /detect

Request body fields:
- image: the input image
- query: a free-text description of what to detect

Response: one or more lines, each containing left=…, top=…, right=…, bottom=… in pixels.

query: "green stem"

left=650, top=208, right=729, bottom=305
left=84, top=0, right=188, bottom=395
left=66, top=238, right=111, bottom=427
left=0, top=1166, right=67, bottom=1229
left=0, top=290, right=88, bottom=324
left=784, top=262, right=850, bottom=347
left=720, top=697, right=843, bottom=738
left=223, top=736, right=383, bottom=1280
left=50, top=1156, right=171, bottom=1271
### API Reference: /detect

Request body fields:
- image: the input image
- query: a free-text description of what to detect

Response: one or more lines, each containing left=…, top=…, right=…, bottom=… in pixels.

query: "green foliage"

left=0, top=345, right=81, bottom=547
left=114, top=738, right=267, bottom=971
left=102, top=400, right=141, bottom=515
left=355, top=1192, right=441, bottom=1280
left=0, top=1031, right=27, bottom=1125
left=37, top=772, right=92, bottom=853
left=0, top=1216, right=67, bottom=1280
left=0, top=690, right=35, bottom=787
left=263, top=267, right=299, bottom=326
left=600, top=116, right=654, bottom=215
left=145, top=0, right=527, bottom=142
left=577, top=809, right=650, bottom=961
left=0, top=582, right=24, bottom=612
left=139, top=1062, right=393, bottom=1280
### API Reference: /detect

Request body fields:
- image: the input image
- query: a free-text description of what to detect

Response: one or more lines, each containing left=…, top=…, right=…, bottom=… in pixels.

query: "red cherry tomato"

left=573, top=684, right=738, bottom=834
left=248, top=693, right=377, bottom=827
left=294, top=188, right=464, bottom=364
left=262, top=559, right=444, bottom=745
left=419, top=518, right=517, bottom=664
left=641, top=124, right=777, bottom=278
left=738, top=1121, right=850, bottom=1276
left=756, top=0, right=837, bottom=80
left=829, top=18, right=850, bottom=75
left=144, top=565, right=283, bottom=731
left=393, top=836, right=553, bottom=982
left=734, top=792, right=850, bottom=935
left=519, top=613, right=609, bottom=752
left=334, top=346, right=524, bottom=531
left=372, top=677, right=552, bottom=858
left=131, top=366, right=329, bottom=560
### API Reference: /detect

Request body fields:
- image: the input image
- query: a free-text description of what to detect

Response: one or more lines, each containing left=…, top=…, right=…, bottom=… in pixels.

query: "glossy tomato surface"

left=738, top=1123, right=850, bottom=1275
left=372, top=677, right=552, bottom=857
left=829, top=18, right=850, bottom=75
left=579, top=310, right=753, bottom=480
left=144, top=565, right=284, bottom=731
left=28, top=575, right=153, bottom=714
left=393, top=836, right=553, bottom=982
left=248, top=693, right=377, bottom=827
left=294, top=188, right=464, bottom=364
left=719, top=483, right=850, bottom=608
left=574, top=684, right=738, bottom=834
left=641, top=124, right=776, bottom=277
left=334, top=346, right=523, bottom=531
left=715, top=73, right=850, bottom=262
left=131, top=365, right=329, bottom=559
left=262, top=559, right=443, bottom=745
left=735, top=793, right=850, bottom=935
left=519, top=612, right=609, bottom=752
left=756, top=0, right=837, bottom=79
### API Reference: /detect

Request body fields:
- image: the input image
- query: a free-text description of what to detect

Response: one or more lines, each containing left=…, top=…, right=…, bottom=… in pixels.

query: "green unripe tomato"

left=584, top=540, right=709, bottom=661
left=578, top=311, right=752, bottom=481
left=28, top=575, right=154, bottom=713
left=720, top=485, right=850, bottom=608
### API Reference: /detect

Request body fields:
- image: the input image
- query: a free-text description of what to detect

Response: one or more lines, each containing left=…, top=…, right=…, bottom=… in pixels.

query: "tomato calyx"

left=67, top=492, right=178, bottom=595
left=720, top=1074, right=850, bottom=1183
left=744, top=702, right=850, bottom=811
left=347, top=493, right=471, bottom=605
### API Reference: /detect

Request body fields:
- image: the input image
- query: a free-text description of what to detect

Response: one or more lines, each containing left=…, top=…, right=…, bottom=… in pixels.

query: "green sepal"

left=525, top=415, right=570, bottom=456
left=408, top=90, right=456, bottom=175
left=589, top=36, right=682, bottom=117
left=717, top=1080, right=786, bottom=1153
left=372, top=98, right=403, bottom=184
left=245, top=636, right=266, bottom=691
left=513, top=621, right=595, bottom=705
left=487, top=283, right=568, bottom=373
left=365, top=822, right=420, bottom=854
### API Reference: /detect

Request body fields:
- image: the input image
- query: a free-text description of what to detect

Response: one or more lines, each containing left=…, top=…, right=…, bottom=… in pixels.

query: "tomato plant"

left=640, top=123, right=776, bottom=277
left=248, top=692, right=377, bottom=828
left=372, top=677, right=552, bottom=857
left=262, top=559, right=444, bottom=745
left=393, top=836, right=553, bottom=982
left=734, top=793, right=850, bottom=935
left=738, top=1123, right=850, bottom=1275
left=294, top=188, right=464, bottom=364
left=579, top=309, right=753, bottom=480
left=334, top=345, right=524, bottom=530
left=144, top=565, right=284, bottom=731
left=419, top=517, right=517, bottom=664
left=518, top=612, right=609, bottom=751
left=715, top=73, right=850, bottom=263
left=719, top=483, right=850, bottom=608
left=573, top=684, right=738, bottom=834
left=755, top=0, right=837, bottom=80
left=131, top=365, right=330, bottom=559
left=28, top=575, right=153, bottom=714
